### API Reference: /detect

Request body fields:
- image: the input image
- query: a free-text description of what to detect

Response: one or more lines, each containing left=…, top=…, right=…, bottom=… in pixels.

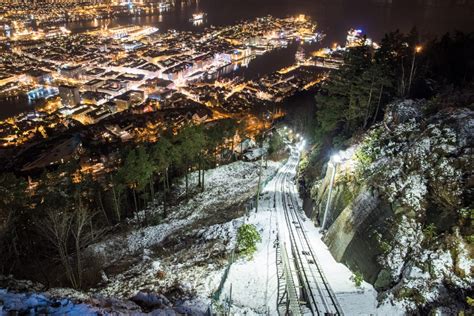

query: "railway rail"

left=275, top=146, right=342, bottom=315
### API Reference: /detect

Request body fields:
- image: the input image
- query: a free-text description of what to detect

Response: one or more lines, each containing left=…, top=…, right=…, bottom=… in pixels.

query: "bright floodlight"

left=332, top=153, right=342, bottom=163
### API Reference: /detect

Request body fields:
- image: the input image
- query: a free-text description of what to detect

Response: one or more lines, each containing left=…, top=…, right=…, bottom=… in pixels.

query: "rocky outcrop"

left=0, top=288, right=206, bottom=315
left=302, top=99, right=473, bottom=313
left=326, top=187, right=379, bottom=261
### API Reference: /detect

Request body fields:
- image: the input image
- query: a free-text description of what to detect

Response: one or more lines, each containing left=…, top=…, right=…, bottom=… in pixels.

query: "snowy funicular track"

left=275, top=144, right=343, bottom=316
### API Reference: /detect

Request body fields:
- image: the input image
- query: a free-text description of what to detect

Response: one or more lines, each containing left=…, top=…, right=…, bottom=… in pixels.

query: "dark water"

left=2, top=0, right=472, bottom=119
left=224, top=42, right=320, bottom=80
left=0, top=96, right=35, bottom=119
left=66, top=0, right=473, bottom=44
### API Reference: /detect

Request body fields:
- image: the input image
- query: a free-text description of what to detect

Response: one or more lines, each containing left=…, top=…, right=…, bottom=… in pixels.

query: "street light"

left=255, top=130, right=269, bottom=212
left=321, top=153, right=345, bottom=231
left=332, top=153, right=342, bottom=164
left=408, top=44, right=422, bottom=96
left=298, top=140, right=306, bottom=151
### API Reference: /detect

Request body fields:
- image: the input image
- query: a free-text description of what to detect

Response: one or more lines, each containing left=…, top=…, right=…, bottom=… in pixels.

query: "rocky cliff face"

left=302, top=100, right=473, bottom=312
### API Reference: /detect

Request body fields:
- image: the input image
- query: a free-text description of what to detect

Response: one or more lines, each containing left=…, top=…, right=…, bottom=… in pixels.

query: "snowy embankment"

left=91, top=160, right=281, bottom=265
left=1, top=159, right=283, bottom=315
left=88, top=160, right=282, bottom=299
left=218, top=184, right=280, bottom=314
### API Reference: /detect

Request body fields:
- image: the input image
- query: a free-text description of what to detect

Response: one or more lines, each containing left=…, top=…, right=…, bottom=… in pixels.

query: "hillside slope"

left=301, top=99, right=473, bottom=313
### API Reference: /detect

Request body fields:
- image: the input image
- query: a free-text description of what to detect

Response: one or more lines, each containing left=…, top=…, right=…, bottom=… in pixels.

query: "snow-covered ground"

left=87, top=159, right=283, bottom=302
left=1, top=159, right=284, bottom=315
left=90, top=160, right=281, bottom=265
left=221, top=200, right=279, bottom=315
left=217, top=145, right=404, bottom=315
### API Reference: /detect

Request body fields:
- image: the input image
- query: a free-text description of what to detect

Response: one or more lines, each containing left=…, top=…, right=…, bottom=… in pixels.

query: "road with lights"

left=275, top=143, right=342, bottom=315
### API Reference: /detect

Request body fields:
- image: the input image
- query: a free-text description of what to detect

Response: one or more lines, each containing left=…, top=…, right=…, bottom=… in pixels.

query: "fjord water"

left=67, top=0, right=473, bottom=44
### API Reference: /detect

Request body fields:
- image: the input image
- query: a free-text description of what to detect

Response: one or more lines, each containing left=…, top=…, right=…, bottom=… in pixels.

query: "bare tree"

left=37, top=209, right=77, bottom=288
left=37, top=204, right=102, bottom=289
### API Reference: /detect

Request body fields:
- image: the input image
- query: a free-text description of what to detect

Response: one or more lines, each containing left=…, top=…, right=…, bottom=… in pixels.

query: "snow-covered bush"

left=236, top=224, right=262, bottom=259
left=351, top=271, right=364, bottom=288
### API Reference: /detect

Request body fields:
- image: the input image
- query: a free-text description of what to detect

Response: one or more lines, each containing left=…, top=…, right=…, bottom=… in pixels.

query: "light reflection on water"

left=3, top=0, right=473, bottom=41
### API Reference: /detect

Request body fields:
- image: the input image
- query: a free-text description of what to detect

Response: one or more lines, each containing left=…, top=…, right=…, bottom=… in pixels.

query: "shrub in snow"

left=351, top=271, right=364, bottom=288
left=236, top=224, right=262, bottom=259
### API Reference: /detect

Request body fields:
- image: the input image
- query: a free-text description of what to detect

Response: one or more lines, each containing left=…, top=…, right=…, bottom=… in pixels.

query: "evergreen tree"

left=150, top=136, right=175, bottom=216
left=174, top=125, right=206, bottom=197
left=116, top=147, right=154, bottom=221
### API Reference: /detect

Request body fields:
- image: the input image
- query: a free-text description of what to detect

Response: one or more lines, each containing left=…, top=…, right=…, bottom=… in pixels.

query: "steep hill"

left=300, top=99, right=473, bottom=313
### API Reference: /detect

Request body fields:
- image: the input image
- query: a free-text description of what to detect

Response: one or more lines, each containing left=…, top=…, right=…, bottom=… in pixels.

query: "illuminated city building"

left=59, top=85, right=81, bottom=107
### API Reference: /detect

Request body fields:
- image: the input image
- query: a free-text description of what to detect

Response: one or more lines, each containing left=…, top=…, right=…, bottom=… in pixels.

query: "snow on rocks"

left=381, top=216, right=424, bottom=279
left=0, top=287, right=207, bottom=315
left=384, top=99, right=423, bottom=127
left=0, top=289, right=104, bottom=315
left=308, top=100, right=473, bottom=312
left=354, top=102, right=470, bottom=221
left=345, top=101, right=473, bottom=311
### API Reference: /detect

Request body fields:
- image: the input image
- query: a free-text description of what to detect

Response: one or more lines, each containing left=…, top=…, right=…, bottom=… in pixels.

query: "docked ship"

left=190, top=12, right=207, bottom=22
left=158, top=2, right=171, bottom=12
